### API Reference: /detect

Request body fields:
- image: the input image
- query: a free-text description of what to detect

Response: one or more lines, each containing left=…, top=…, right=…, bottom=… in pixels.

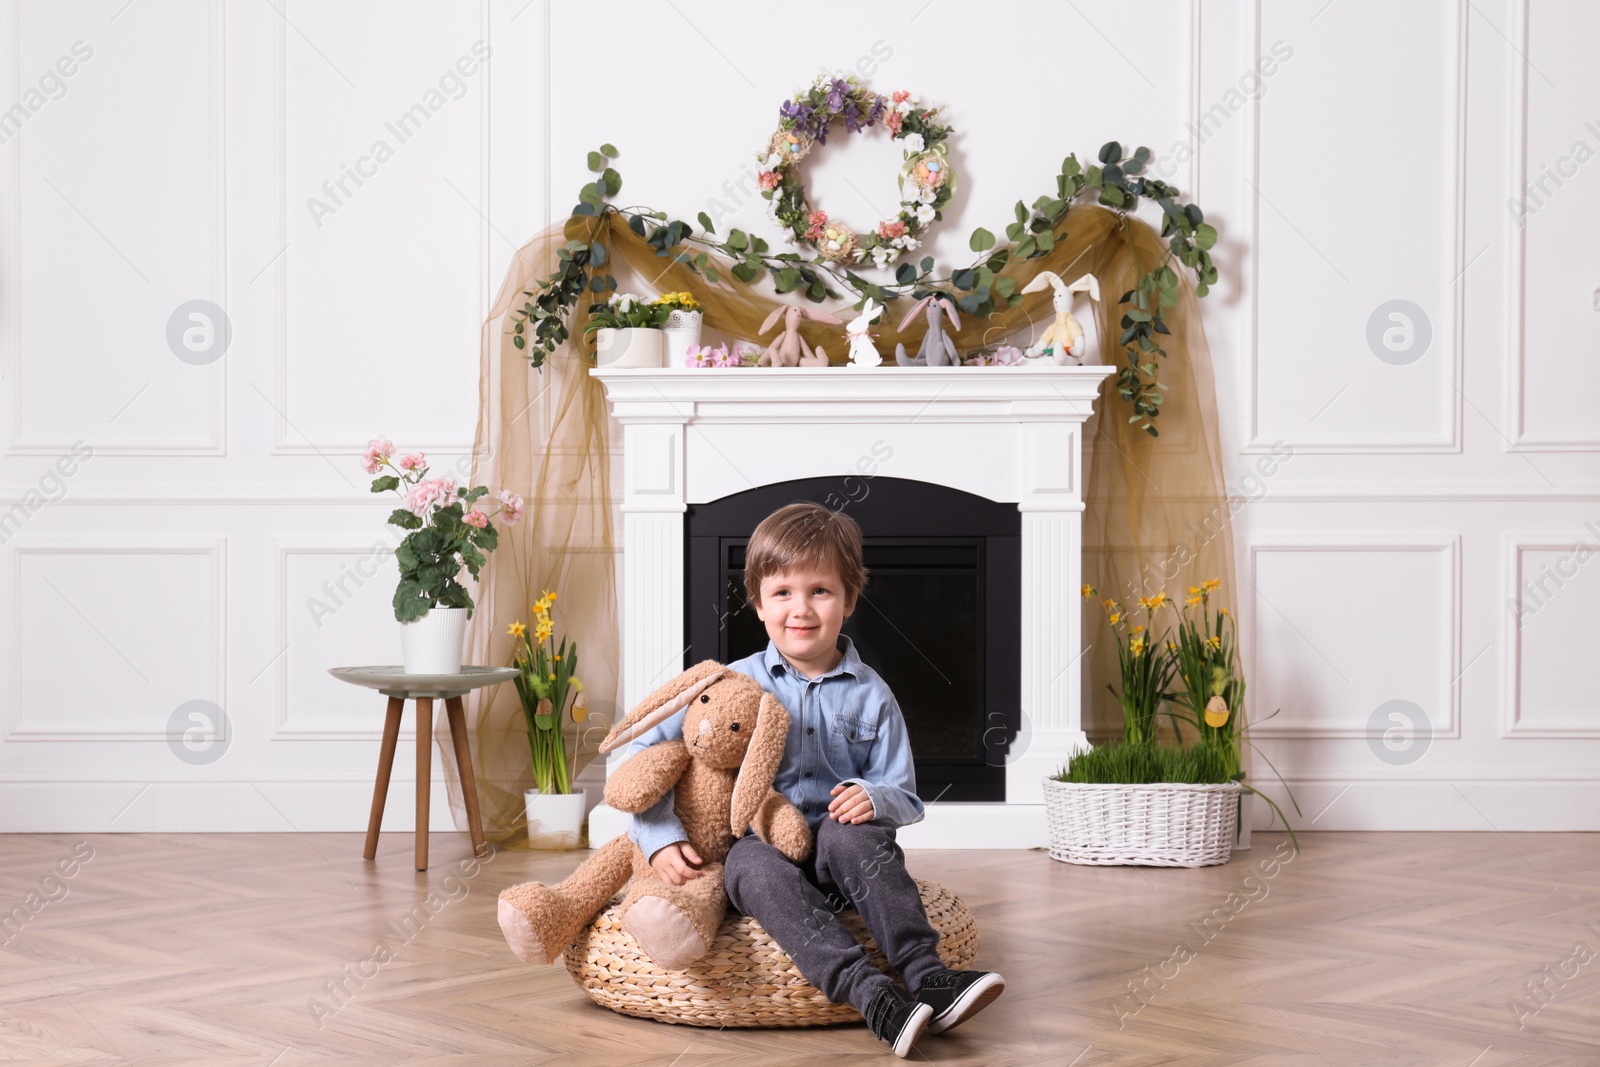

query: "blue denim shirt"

left=625, top=634, right=925, bottom=863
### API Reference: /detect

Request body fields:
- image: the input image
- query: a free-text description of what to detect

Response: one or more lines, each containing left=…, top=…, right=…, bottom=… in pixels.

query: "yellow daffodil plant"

left=1085, top=586, right=1177, bottom=746
left=509, top=589, right=587, bottom=795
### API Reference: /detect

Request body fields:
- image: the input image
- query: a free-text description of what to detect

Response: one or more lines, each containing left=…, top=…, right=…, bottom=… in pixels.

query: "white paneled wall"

left=2, top=0, right=1596, bottom=832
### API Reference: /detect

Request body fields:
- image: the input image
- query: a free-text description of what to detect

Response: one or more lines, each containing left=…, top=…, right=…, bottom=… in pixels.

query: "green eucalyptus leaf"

left=969, top=227, right=996, bottom=253
left=698, top=211, right=715, bottom=234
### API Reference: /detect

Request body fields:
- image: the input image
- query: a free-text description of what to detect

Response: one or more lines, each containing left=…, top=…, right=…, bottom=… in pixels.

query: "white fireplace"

left=586, top=365, right=1114, bottom=849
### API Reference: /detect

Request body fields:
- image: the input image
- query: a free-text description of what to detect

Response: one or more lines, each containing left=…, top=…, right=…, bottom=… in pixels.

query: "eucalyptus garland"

left=510, top=140, right=1218, bottom=437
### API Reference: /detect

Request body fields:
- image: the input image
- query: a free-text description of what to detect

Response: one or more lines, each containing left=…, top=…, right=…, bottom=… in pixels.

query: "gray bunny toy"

left=893, top=294, right=962, bottom=366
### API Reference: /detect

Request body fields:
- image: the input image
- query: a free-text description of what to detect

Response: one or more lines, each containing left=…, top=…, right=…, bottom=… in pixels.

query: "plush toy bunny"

left=1020, top=271, right=1099, bottom=365
left=845, top=298, right=884, bottom=368
left=757, top=305, right=844, bottom=367
left=894, top=294, right=961, bottom=367
left=497, top=661, right=811, bottom=971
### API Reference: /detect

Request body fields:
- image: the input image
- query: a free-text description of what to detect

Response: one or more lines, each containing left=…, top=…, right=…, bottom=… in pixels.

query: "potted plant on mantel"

left=584, top=291, right=669, bottom=368
left=508, top=589, right=591, bottom=848
left=1043, top=580, right=1299, bottom=867
left=363, top=437, right=524, bottom=674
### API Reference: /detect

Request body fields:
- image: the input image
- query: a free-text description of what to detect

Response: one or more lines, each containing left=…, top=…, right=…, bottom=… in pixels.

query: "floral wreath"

left=757, top=73, right=956, bottom=269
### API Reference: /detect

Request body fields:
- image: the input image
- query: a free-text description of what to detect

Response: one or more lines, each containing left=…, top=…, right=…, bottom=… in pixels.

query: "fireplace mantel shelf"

left=590, top=365, right=1113, bottom=420
left=587, top=363, right=1116, bottom=849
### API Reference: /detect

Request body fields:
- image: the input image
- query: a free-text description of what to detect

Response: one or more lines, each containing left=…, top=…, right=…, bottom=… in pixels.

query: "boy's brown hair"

left=743, top=503, right=869, bottom=611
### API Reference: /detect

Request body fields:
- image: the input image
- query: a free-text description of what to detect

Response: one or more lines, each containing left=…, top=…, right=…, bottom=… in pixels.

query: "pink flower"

left=398, top=452, right=426, bottom=472
left=805, top=210, right=828, bottom=241
left=876, top=219, right=906, bottom=240
left=361, top=436, right=395, bottom=475
left=892, top=90, right=912, bottom=106
left=404, top=477, right=456, bottom=518
left=497, top=490, right=525, bottom=525
left=886, top=110, right=903, bottom=136
left=758, top=170, right=781, bottom=191
left=462, top=509, right=489, bottom=529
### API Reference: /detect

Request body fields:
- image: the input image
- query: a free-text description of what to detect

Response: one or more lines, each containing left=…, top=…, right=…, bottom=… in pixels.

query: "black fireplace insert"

left=684, top=476, right=1021, bottom=802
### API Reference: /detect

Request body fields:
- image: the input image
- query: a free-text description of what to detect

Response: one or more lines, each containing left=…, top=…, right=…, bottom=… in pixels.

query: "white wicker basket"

left=1043, top=777, right=1243, bottom=867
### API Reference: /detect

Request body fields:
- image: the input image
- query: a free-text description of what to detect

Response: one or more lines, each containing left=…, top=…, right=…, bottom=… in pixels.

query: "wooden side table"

left=329, top=666, right=518, bottom=871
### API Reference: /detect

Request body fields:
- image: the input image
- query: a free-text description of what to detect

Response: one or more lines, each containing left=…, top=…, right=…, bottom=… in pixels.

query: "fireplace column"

left=1009, top=422, right=1093, bottom=802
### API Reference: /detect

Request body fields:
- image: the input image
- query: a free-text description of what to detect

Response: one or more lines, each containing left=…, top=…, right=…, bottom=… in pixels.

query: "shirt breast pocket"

left=829, top=715, right=879, bottom=768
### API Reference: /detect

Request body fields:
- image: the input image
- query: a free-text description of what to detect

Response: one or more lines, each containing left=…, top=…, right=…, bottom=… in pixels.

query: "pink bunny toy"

left=893, top=294, right=962, bottom=367
left=756, top=305, right=844, bottom=367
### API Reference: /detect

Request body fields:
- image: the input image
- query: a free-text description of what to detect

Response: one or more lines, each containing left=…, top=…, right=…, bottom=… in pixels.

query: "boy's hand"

left=828, top=783, right=875, bottom=824
left=649, top=841, right=703, bottom=886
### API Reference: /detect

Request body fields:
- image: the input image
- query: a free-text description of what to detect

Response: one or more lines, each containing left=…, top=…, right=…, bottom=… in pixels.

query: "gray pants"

left=724, top=816, right=946, bottom=1016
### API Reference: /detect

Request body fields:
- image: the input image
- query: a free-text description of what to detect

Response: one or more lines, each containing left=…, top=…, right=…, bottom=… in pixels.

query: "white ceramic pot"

left=661, top=310, right=704, bottom=369
left=524, top=787, right=587, bottom=849
left=594, top=327, right=665, bottom=368
left=399, top=606, right=468, bottom=674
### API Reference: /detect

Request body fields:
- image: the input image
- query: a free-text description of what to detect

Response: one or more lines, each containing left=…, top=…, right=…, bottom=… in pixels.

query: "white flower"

left=902, top=132, right=926, bottom=154
left=851, top=246, right=866, bottom=263
left=893, top=235, right=920, bottom=251
left=915, top=203, right=936, bottom=224
left=871, top=246, right=894, bottom=269
left=763, top=152, right=783, bottom=169
left=609, top=292, right=643, bottom=312
left=917, top=186, right=937, bottom=205
left=895, top=94, right=920, bottom=115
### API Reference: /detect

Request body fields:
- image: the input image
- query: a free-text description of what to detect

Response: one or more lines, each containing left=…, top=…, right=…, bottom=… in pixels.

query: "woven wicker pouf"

left=563, top=878, right=978, bottom=1028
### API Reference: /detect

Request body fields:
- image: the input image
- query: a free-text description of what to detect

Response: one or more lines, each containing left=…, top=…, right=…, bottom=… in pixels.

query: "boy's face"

left=754, top=564, right=854, bottom=672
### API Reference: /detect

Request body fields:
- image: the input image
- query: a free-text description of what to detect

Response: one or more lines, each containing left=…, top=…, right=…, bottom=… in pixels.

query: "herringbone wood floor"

left=1, top=832, right=1597, bottom=1065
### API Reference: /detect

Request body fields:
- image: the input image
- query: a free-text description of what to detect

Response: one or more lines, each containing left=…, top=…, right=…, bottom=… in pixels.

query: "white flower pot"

left=594, top=327, right=664, bottom=369
left=524, top=787, right=587, bottom=849
left=399, top=606, right=468, bottom=674
left=662, top=310, right=704, bottom=370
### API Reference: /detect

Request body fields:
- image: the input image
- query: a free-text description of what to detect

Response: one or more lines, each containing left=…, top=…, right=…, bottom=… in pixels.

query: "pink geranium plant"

left=363, top=437, right=524, bottom=622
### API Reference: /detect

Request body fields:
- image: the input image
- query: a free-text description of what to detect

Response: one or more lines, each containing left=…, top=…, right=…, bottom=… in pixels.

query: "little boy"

left=625, top=502, right=1005, bottom=1057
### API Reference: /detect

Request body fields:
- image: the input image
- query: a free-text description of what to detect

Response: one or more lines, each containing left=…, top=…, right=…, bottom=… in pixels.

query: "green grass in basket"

left=1057, top=741, right=1234, bottom=785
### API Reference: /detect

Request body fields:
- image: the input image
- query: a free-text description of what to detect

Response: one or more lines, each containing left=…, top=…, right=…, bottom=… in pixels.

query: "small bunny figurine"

left=893, top=294, right=962, bottom=367
left=845, top=298, right=884, bottom=368
left=1020, top=271, right=1099, bottom=365
left=757, top=305, right=844, bottom=367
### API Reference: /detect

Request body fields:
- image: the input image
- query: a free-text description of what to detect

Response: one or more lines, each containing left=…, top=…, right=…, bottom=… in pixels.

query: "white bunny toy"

left=844, top=298, right=884, bottom=368
left=1020, top=271, right=1099, bottom=365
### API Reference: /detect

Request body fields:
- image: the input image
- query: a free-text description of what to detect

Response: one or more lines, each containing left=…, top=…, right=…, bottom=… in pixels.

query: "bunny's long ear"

left=799, top=307, right=845, bottom=326
left=598, top=660, right=726, bottom=754
left=758, top=307, right=785, bottom=336
left=937, top=297, right=962, bottom=331
left=730, top=690, right=791, bottom=837
left=1021, top=270, right=1063, bottom=295
left=1066, top=273, right=1100, bottom=301
left=898, top=295, right=933, bottom=332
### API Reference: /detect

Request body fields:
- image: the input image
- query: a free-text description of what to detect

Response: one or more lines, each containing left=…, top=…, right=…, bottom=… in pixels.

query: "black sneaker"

left=915, top=968, right=1006, bottom=1034
left=863, top=984, right=934, bottom=1058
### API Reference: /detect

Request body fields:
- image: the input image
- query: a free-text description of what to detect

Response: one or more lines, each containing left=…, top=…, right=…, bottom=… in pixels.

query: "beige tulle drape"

left=439, top=205, right=1241, bottom=842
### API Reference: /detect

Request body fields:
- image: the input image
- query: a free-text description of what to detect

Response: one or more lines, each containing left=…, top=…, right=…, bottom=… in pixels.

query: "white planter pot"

left=524, top=787, right=587, bottom=849
left=399, top=606, right=468, bottom=674
left=661, top=310, right=704, bottom=369
left=594, top=327, right=664, bottom=368
left=1042, top=777, right=1242, bottom=867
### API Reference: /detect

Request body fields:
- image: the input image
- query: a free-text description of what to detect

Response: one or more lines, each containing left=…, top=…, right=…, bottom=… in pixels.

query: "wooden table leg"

left=415, top=697, right=432, bottom=871
left=445, top=696, right=486, bottom=856
left=364, top=696, right=404, bottom=861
